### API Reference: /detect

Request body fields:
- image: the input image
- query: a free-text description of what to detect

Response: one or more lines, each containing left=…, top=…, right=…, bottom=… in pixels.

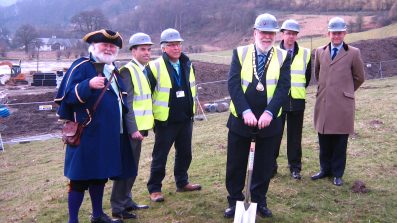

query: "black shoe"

left=91, top=214, right=123, bottom=223
left=224, top=206, right=236, bottom=218
left=333, top=177, right=343, bottom=186
left=112, top=210, right=137, bottom=219
left=291, top=171, right=302, bottom=180
left=311, top=171, right=328, bottom=180
left=257, top=205, right=273, bottom=218
left=125, top=203, right=149, bottom=211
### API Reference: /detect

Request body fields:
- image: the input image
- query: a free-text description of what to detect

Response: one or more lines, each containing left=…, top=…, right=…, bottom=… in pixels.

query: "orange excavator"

left=0, top=60, right=28, bottom=85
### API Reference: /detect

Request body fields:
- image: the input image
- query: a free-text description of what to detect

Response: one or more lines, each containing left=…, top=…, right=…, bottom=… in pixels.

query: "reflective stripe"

left=154, top=61, right=161, bottom=91
left=276, top=48, right=283, bottom=67
left=291, top=70, right=305, bottom=75
left=241, top=79, right=250, bottom=87
left=130, top=63, right=144, bottom=96
left=267, top=96, right=273, bottom=103
left=153, top=60, right=171, bottom=92
left=190, top=80, right=196, bottom=87
left=158, top=87, right=170, bottom=93
left=266, top=79, right=277, bottom=85
left=153, top=100, right=168, bottom=107
left=241, top=46, right=249, bottom=63
left=303, top=48, right=308, bottom=72
left=291, top=82, right=306, bottom=87
left=133, top=94, right=151, bottom=101
left=134, top=109, right=153, bottom=116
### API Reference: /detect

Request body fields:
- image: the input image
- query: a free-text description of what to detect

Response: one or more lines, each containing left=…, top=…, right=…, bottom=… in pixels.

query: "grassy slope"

left=189, top=23, right=397, bottom=65
left=0, top=77, right=396, bottom=223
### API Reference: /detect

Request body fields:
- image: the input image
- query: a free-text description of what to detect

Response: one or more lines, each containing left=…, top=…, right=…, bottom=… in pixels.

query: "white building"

left=36, top=36, right=81, bottom=51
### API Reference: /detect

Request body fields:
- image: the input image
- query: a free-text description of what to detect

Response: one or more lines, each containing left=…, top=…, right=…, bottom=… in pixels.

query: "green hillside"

left=189, top=22, right=397, bottom=64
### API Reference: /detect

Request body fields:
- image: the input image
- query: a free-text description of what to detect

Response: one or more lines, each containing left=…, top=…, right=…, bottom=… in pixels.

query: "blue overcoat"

left=55, top=56, right=136, bottom=180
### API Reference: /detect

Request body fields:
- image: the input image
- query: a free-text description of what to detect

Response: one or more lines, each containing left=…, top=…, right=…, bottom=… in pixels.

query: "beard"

left=89, top=44, right=119, bottom=64
left=256, top=39, right=275, bottom=53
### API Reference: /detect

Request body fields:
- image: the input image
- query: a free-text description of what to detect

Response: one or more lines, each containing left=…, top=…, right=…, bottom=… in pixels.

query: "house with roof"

left=36, top=36, right=82, bottom=51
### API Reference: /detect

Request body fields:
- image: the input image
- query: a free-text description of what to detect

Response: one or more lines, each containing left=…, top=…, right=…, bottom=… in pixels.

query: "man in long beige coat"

left=311, top=17, right=365, bottom=186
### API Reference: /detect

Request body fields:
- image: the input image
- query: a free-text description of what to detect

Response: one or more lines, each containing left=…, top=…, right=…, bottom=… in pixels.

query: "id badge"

left=176, top=90, right=185, bottom=98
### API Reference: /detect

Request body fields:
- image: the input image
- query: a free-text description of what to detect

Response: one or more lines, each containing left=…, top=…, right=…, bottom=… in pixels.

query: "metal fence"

left=363, top=59, right=397, bottom=79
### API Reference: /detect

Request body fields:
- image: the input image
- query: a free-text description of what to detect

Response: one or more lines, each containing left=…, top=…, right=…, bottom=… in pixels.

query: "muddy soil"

left=1, top=36, right=396, bottom=140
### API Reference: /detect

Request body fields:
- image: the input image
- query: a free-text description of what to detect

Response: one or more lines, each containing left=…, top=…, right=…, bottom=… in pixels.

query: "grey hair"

left=88, top=44, right=95, bottom=54
left=160, top=43, right=167, bottom=52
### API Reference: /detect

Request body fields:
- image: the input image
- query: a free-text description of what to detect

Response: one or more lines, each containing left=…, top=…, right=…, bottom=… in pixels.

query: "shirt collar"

left=255, top=45, right=268, bottom=57
left=331, top=43, right=343, bottom=51
left=170, top=60, right=180, bottom=67
left=132, top=58, right=146, bottom=71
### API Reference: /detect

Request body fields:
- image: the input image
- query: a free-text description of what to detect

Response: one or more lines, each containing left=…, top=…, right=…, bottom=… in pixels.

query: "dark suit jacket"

left=227, top=46, right=291, bottom=138
left=279, top=40, right=312, bottom=111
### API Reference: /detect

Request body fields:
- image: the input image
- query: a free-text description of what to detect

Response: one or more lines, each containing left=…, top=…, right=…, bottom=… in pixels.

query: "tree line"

left=1, top=0, right=397, bottom=55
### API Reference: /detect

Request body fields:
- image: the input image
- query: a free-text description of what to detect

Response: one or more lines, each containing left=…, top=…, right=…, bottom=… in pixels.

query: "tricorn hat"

left=83, top=29, right=123, bottom=48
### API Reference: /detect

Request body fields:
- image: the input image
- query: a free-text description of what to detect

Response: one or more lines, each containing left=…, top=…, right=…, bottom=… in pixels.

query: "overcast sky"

left=0, top=0, right=17, bottom=7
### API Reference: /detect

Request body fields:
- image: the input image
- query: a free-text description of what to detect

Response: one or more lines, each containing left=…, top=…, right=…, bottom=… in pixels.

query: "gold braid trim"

left=83, top=29, right=122, bottom=41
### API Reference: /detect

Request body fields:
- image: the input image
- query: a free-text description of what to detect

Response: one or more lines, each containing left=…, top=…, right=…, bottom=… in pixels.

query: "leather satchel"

left=61, top=65, right=116, bottom=146
left=62, top=121, right=84, bottom=146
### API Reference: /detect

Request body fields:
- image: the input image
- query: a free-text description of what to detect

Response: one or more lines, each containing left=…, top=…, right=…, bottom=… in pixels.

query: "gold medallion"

left=256, top=82, right=264, bottom=91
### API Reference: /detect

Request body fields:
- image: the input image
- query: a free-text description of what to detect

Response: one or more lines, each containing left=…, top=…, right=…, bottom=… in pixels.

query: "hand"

left=130, top=131, right=144, bottom=141
left=89, top=76, right=106, bottom=89
left=243, top=111, right=258, bottom=127
left=258, top=112, right=273, bottom=129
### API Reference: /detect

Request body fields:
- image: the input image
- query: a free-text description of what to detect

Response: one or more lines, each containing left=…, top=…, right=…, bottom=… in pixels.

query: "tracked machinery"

left=0, top=60, right=29, bottom=85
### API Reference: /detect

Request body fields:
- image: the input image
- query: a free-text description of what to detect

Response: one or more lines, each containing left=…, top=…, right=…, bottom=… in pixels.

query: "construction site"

left=0, top=35, right=396, bottom=144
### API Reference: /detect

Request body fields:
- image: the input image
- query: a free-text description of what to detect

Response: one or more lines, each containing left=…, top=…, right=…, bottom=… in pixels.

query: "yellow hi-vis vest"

left=229, top=44, right=287, bottom=117
left=290, top=46, right=310, bottom=99
left=148, top=57, right=197, bottom=121
left=122, top=61, right=154, bottom=130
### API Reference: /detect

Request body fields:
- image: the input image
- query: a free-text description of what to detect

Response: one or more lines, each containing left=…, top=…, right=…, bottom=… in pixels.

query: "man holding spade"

left=224, top=13, right=291, bottom=219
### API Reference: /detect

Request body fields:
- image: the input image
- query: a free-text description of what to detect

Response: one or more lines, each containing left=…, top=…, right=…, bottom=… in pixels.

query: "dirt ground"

left=0, top=37, right=396, bottom=140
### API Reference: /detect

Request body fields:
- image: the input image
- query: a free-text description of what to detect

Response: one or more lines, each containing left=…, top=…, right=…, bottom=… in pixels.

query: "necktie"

left=143, top=68, right=148, bottom=77
left=288, top=49, right=293, bottom=57
left=331, top=48, right=338, bottom=60
left=257, top=54, right=266, bottom=76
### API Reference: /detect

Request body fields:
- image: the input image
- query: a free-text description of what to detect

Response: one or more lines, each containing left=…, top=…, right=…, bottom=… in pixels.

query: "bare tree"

left=71, top=9, right=110, bottom=34
left=13, top=24, right=38, bottom=53
left=388, top=1, right=397, bottom=21
left=356, top=14, right=364, bottom=32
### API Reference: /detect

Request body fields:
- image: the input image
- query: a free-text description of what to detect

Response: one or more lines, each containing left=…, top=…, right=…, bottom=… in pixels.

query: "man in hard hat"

left=110, top=32, right=154, bottom=220
left=55, top=29, right=127, bottom=223
left=311, top=17, right=364, bottom=186
left=145, top=28, right=201, bottom=202
left=224, top=13, right=291, bottom=218
left=273, top=19, right=311, bottom=180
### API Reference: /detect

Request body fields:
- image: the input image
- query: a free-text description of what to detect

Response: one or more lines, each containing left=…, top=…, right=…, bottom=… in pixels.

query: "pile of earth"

left=351, top=36, right=397, bottom=79
left=1, top=36, right=396, bottom=140
left=193, top=61, right=230, bottom=104
left=0, top=91, right=60, bottom=141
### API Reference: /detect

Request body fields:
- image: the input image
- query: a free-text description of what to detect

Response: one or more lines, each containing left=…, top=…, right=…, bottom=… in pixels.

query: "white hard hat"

left=160, top=28, right=184, bottom=44
left=328, top=17, right=347, bottom=32
left=254, top=13, right=279, bottom=32
left=280, top=19, right=300, bottom=33
left=128, top=32, right=153, bottom=50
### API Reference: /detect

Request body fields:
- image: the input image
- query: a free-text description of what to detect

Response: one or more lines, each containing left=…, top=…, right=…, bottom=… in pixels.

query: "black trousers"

left=147, top=120, right=193, bottom=193
left=226, top=131, right=277, bottom=208
left=69, top=179, right=108, bottom=192
left=318, top=133, right=349, bottom=178
left=275, top=110, right=304, bottom=172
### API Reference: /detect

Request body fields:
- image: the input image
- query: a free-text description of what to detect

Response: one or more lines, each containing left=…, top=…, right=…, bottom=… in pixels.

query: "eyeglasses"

left=166, top=42, right=182, bottom=48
